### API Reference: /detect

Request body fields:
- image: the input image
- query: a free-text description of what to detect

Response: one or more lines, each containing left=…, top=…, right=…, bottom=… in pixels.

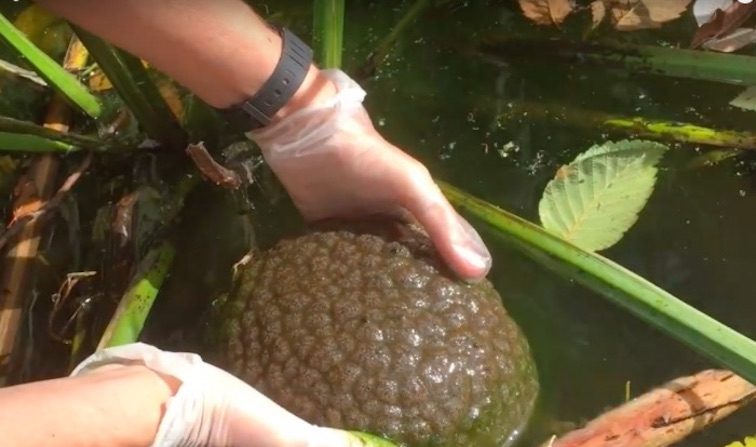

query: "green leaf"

left=439, top=181, right=756, bottom=384
left=0, top=131, right=77, bottom=152
left=725, top=436, right=756, bottom=447
left=348, top=431, right=399, bottom=447
left=98, top=241, right=176, bottom=349
left=0, top=13, right=101, bottom=118
left=730, top=86, right=756, bottom=112
left=539, top=139, right=668, bottom=252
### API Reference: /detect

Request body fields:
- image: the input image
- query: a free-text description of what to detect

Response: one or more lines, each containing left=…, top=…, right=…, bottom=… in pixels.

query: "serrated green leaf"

left=725, top=436, right=756, bottom=447
left=539, top=139, right=668, bottom=252
left=731, top=86, right=756, bottom=112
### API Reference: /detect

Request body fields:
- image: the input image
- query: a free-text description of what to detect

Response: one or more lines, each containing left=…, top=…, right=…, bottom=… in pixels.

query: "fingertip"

left=404, top=186, right=492, bottom=281
left=449, top=239, right=492, bottom=281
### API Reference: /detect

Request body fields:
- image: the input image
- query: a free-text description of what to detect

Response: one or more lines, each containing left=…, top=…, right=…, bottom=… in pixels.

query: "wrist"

left=273, top=65, right=338, bottom=123
left=220, top=26, right=336, bottom=130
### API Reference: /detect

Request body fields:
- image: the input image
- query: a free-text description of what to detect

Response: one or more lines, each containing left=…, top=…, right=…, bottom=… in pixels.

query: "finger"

left=400, top=174, right=492, bottom=281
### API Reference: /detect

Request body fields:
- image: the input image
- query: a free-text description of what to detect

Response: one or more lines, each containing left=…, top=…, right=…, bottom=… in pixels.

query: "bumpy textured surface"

left=214, top=222, right=538, bottom=447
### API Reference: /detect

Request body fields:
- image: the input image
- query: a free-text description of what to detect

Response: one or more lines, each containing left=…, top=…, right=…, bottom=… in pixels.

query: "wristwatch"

left=220, top=26, right=313, bottom=132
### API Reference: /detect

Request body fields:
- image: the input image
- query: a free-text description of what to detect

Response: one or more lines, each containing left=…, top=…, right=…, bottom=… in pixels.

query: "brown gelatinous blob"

left=212, top=221, right=538, bottom=447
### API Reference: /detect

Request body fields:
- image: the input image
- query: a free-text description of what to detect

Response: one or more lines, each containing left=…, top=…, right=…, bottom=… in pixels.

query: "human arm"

left=0, top=364, right=177, bottom=447
left=0, top=343, right=364, bottom=447
left=34, top=0, right=492, bottom=280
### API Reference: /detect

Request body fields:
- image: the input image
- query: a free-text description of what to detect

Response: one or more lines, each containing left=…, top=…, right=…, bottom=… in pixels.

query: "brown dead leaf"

left=606, top=0, right=693, bottom=31
left=155, top=78, right=184, bottom=119
left=518, top=0, right=576, bottom=26
left=703, top=27, right=756, bottom=52
left=87, top=69, right=112, bottom=92
left=590, top=1, right=607, bottom=28
left=10, top=176, right=42, bottom=223
left=691, top=1, right=756, bottom=48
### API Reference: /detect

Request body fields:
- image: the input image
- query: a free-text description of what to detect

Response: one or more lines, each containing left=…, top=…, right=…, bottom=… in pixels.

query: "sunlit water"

left=157, top=1, right=756, bottom=445
left=286, top=2, right=756, bottom=445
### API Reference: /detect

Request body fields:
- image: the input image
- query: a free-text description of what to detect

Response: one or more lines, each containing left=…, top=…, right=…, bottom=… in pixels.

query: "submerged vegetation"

left=0, top=0, right=753, bottom=446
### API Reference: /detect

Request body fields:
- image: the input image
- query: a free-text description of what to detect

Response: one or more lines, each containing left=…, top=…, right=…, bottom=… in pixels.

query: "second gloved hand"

left=248, top=69, right=491, bottom=280
left=72, top=343, right=368, bottom=447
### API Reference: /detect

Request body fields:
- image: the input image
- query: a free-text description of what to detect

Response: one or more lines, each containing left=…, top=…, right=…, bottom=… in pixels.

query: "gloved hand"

left=71, top=343, right=368, bottom=447
left=248, top=69, right=491, bottom=280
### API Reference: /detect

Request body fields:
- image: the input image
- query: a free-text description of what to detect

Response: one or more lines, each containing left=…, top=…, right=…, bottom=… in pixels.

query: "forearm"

left=34, top=0, right=334, bottom=116
left=0, top=365, right=178, bottom=447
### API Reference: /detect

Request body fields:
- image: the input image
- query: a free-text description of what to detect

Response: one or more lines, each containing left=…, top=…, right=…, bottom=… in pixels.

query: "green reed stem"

left=500, top=101, right=756, bottom=150
left=98, top=173, right=199, bottom=348
left=73, top=27, right=186, bottom=150
left=0, top=131, right=76, bottom=153
left=476, top=36, right=756, bottom=87
left=313, top=0, right=345, bottom=68
left=0, top=115, right=110, bottom=152
left=0, top=13, right=101, bottom=117
left=439, top=181, right=756, bottom=384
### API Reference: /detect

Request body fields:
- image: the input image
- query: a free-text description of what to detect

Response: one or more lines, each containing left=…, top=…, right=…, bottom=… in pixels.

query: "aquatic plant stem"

left=0, top=13, right=101, bottom=118
left=0, top=37, right=90, bottom=376
left=73, top=27, right=186, bottom=150
left=500, top=101, right=756, bottom=149
left=0, top=115, right=108, bottom=151
left=439, top=182, right=756, bottom=384
left=355, top=0, right=431, bottom=79
left=98, top=241, right=176, bottom=348
left=476, top=36, right=756, bottom=87
left=0, top=132, right=75, bottom=153
left=313, top=0, right=345, bottom=69
left=97, top=170, right=198, bottom=349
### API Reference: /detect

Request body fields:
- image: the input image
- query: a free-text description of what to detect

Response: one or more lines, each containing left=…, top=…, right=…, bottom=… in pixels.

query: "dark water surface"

left=293, top=2, right=756, bottom=445
left=157, top=1, right=756, bottom=445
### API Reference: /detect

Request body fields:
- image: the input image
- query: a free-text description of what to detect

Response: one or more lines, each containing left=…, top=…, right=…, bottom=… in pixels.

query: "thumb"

left=403, top=181, right=492, bottom=280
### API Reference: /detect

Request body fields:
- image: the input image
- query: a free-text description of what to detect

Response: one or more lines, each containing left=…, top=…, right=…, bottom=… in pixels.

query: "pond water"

left=2, top=1, right=754, bottom=446
left=220, top=2, right=754, bottom=445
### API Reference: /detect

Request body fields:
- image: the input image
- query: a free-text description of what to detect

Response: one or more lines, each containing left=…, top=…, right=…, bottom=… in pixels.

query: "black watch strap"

left=221, top=27, right=313, bottom=132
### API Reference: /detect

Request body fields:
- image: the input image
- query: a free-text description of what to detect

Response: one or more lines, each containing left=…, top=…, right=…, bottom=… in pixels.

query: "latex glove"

left=248, top=69, right=491, bottom=280
left=71, top=343, right=366, bottom=447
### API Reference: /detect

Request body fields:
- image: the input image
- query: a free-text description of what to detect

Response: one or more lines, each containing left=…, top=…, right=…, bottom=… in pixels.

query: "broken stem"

left=500, top=101, right=756, bottom=149
left=185, top=142, right=241, bottom=189
left=543, top=370, right=756, bottom=447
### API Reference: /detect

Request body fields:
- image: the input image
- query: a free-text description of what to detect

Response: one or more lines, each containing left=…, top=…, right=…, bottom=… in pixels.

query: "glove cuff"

left=71, top=343, right=209, bottom=447
left=247, top=69, right=367, bottom=156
